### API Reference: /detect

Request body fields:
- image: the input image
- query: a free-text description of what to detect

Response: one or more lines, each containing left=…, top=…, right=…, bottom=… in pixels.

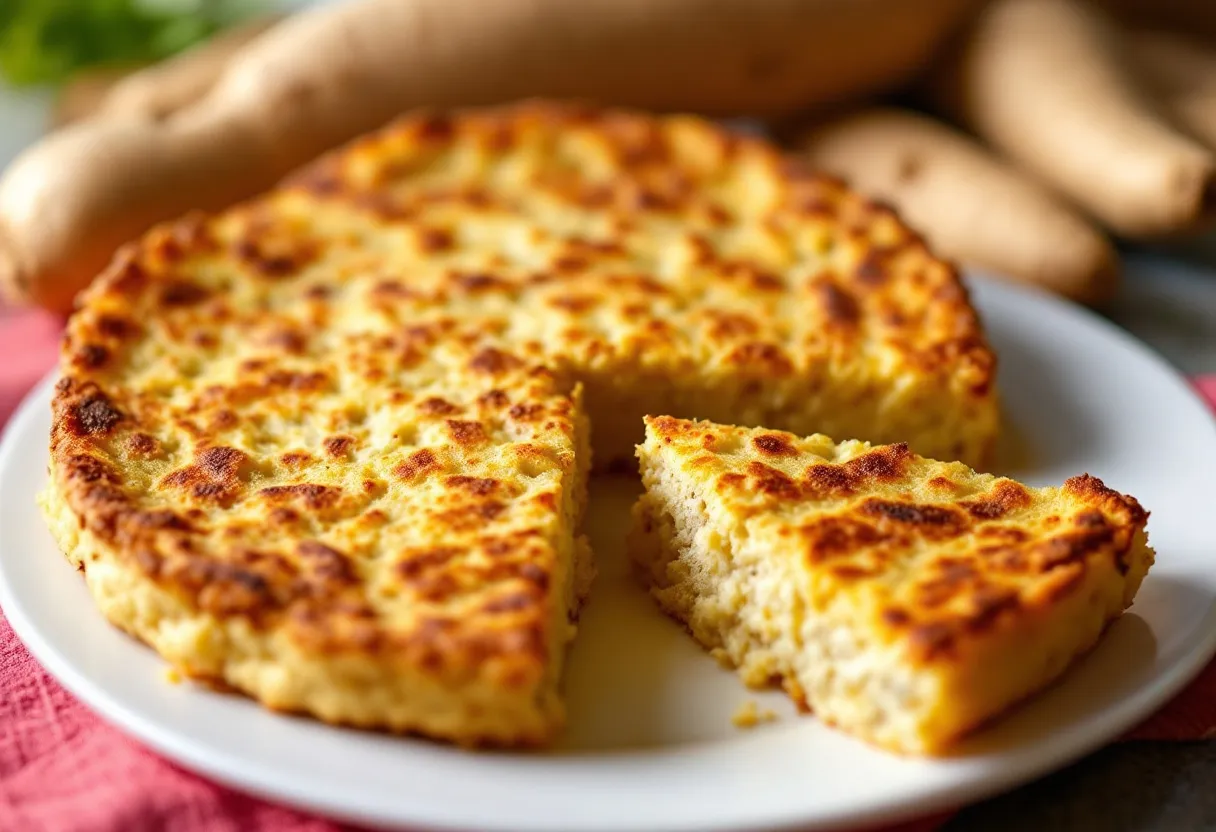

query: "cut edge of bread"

left=629, top=420, right=1153, bottom=754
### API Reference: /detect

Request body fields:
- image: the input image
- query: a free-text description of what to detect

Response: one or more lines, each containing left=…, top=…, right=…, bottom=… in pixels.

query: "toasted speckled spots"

left=126, top=433, right=161, bottom=458
left=861, top=498, right=966, bottom=533
left=744, top=461, right=801, bottom=500
left=726, top=342, right=794, bottom=375
left=198, top=446, right=250, bottom=481
left=160, top=446, right=252, bottom=506
left=63, top=452, right=118, bottom=485
left=418, top=397, right=460, bottom=416
left=296, top=540, right=357, bottom=584
left=445, top=419, right=488, bottom=447
left=446, top=476, right=501, bottom=495
left=393, top=449, right=442, bottom=481
left=159, top=280, right=209, bottom=307
left=961, top=480, right=1032, bottom=519
left=258, top=483, right=344, bottom=511
left=631, top=416, right=1153, bottom=754
left=468, top=348, right=523, bottom=376
left=69, top=390, right=123, bottom=436
left=818, top=281, right=860, bottom=327
left=45, top=101, right=1001, bottom=748
left=74, top=343, right=110, bottom=369
left=752, top=433, right=797, bottom=457
left=95, top=314, right=138, bottom=339
left=801, top=516, right=885, bottom=564
left=321, top=435, right=355, bottom=459
left=233, top=234, right=317, bottom=278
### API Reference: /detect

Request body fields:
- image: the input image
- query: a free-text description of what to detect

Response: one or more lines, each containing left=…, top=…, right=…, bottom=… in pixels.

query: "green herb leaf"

left=0, top=0, right=262, bottom=86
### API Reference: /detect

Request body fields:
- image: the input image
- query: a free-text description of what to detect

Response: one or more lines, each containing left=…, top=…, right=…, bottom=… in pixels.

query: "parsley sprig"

left=0, top=0, right=260, bottom=86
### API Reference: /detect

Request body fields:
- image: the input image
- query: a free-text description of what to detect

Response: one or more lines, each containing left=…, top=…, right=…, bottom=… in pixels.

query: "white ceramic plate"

left=3, top=276, right=1216, bottom=832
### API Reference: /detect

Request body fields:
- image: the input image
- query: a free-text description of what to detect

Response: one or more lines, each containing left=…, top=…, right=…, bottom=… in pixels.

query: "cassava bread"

left=0, top=0, right=975, bottom=313
left=42, top=102, right=998, bottom=743
left=933, top=0, right=1216, bottom=239
left=630, top=415, right=1152, bottom=753
left=798, top=108, right=1118, bottom=304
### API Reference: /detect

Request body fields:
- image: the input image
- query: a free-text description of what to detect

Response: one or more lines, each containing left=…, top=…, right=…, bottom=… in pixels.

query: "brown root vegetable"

left=932, top=0, right=1216, bottom=238
left=798, top=108, right=1119, bottom=304
left=0, top=114, right=270, bottom=312
left=0, top=0, right=976, bottom=313
left=94, top=15, right=283, bottom=122
left=1127, top=31, right=1216, bottom=152
left=1092, top=0, right=1216, bottom=46
left=50, top=17, right=281, bottom=129
left=52, top=65, right=143, bottom=128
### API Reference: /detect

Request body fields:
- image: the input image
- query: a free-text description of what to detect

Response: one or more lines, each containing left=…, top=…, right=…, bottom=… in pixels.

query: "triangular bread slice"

left=630, top=416, right=1153, bottom=753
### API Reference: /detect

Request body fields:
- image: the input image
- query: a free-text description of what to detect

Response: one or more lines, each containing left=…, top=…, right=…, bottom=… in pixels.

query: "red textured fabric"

left=0, top=628, right=345, bottom=832
left=0, top=307, right=1213, bottom=832
left=0, top=308, right=60, bottom=429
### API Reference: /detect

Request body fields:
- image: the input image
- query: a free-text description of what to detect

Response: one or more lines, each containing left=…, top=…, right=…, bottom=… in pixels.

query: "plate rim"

left=4, top=275, right=1216, bottom=832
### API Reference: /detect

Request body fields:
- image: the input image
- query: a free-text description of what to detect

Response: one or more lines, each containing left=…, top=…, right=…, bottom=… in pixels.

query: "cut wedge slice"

left=630, top=415, right=1153, bottom=753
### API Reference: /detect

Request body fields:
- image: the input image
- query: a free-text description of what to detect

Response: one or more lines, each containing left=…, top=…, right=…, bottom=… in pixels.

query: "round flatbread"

left=44, top=102, right=998, bottom=745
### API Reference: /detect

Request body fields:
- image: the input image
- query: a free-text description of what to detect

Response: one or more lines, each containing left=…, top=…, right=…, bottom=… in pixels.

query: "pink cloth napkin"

left=1, top=306, right=1214, bottom=832
left=0, top=310, right=359, bottom=832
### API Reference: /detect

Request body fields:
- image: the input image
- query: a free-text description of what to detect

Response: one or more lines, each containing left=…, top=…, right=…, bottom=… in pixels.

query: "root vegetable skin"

left=1127, top=31, right=1216, bottom=152
left=799, top=109, right=1118, bottom=304
left=94, top=15, right=282, bottom=122
left=52, top=66, right=141, bottom=128
left=0, top=114, right=274, bottom=312
left=934, top=0, right=1216, bottom=238
left=1092, top=0, right=1216, bottom=45
left=0, top=0, right=976, bottom=313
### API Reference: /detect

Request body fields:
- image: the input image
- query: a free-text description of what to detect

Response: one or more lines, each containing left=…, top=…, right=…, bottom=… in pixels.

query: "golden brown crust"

left=641, top=416, right=1151, bottom=666
left=282, top=102, right=996, bottom=420
left=632, top=415, right=1153, bottom=752
left=51, top=353, right=578, bottom=683
left=47, top=101, right=999, bottom=742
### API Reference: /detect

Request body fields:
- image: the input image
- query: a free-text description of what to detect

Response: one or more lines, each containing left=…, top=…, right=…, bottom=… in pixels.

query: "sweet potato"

left=52, top=66, right=141, bottom=128
left=1093, top=0, right=1216, bottom=46
left=0, top=0, right=976, bottom=312
left=93, top=15, right=282, bottom=122
left=50, top=16, right=281, bottom=128
left=798, top=108, right=1118, bottom=303
left=1127, top=31, right=1216, bottom=152
left=933, top=0, right=1216, bottom=238
left=0, top=115, right=271, bottom=313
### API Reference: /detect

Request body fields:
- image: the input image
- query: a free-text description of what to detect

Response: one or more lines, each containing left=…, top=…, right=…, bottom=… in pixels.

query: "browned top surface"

left=51, top=337, right=584, bottom=690
left=642, top=416, right=1150, bottom=665
left=50, top=101, right=996, bottom=681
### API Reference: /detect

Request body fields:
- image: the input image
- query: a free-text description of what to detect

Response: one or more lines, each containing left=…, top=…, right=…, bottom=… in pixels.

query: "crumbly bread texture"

left=631, top=416, right=1153, bottom=754
left=44, top=102, right=998, bottom=746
